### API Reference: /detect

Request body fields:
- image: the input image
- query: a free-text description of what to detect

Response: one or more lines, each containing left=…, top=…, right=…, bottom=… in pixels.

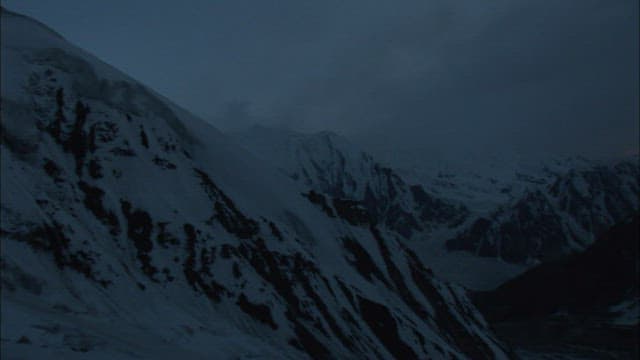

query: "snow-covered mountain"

left=0, top=8, right=511, bottom=359
left=232, top=125, right=468, bottom=239
left=233, top=126, right=639, bottom=290
left=446, top=157, right=639, bottom=264
left=398, top=156, right=638, bottom=290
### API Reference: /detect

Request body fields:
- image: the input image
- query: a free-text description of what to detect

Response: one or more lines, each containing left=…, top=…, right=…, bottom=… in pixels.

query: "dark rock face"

left=370, top=226, right=429, bottom=320
left=43, top=158, right=63, bottom=181
left=447, top=163, right=639, bottom=264
left=268, top=221, right=283, bottom=241
left=303, top=190, right=335, bottom=217
left=87, top=159, right=103, bottom=179
left=473, top=214, right=639, bottom=357
left=78, top=181, right=120, bottom=235
left=341, top=236, right=388, bottom=285
left=357, top=295, right=418, bottom=359
left=65, top=101, right=90, bottom=176
left=2, top=222, right=109, bottom=288
left=121, top=200, right=157, bottom=279
left=181, top=223, right=226, bottom=302
left=139, top=125, right=149, bottom=148
left=289, top=322, right=331, bottom=359
left=42, top=87, right=92, bottom=176
left=195, top=168, right=259, bottom=239
left=152, top=156, right=176, bottom=169
left=406, top=252, right=503, bottom=359
left=237, top=293, right=278, bottom=329
left=476, top=214, right=639, bottom=321
left=332, top=198, right=371, bottom=226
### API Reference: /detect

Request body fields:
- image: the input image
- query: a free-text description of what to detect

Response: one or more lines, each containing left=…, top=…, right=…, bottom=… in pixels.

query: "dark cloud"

left=276, top=0, right=639, bottom=161
left=4, top=0, right=638, bottom=162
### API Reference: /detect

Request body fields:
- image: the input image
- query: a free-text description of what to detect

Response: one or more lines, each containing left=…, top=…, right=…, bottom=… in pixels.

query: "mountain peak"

left=1, top=10, right=509, bottom=359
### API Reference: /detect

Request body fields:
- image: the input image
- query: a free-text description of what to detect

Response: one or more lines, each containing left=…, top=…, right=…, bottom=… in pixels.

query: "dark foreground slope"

left=474, top=214, right=639, bottom=358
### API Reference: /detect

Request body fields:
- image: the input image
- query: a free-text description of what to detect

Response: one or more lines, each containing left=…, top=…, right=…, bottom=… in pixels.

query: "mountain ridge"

left=0, top=7, right=510, bottom=359
left=233, top=125, right=639, bottom=290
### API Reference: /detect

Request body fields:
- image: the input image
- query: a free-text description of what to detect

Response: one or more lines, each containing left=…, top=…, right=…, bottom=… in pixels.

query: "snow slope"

left=232, top=126, right=638, bottom=290
left=232, top=125, right=469, bottom=239
left=408, top=156, right=638, bottom=289
left=0, top=7, right=510, bottom=359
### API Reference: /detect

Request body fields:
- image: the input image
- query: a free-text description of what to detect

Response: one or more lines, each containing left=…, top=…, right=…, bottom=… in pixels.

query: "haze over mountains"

left=5, top=0, right=639, bottom=166
left=1, top=5, right=638, bottom=360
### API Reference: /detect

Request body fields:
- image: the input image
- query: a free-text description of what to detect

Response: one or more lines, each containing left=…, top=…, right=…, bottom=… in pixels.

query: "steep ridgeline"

left=446, top=159, right=639, bottom=264
left=0, top=8, right=510, bottom=359
left=232, top=126, right=468, bottom=239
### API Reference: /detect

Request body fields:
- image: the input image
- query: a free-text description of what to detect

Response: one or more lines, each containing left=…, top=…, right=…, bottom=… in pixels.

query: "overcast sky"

left=3, top=0, right=638, bottom=164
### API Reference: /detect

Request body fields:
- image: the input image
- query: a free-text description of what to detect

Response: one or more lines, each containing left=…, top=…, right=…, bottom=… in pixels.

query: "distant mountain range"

left=233, top=126, right=639, bottom=289
left=446, top=158, right=638, bottom=264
